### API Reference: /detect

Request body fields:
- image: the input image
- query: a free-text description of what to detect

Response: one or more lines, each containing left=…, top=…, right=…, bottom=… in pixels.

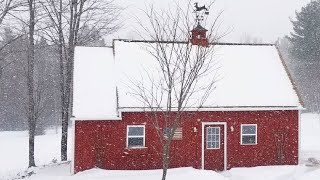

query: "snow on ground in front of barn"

left=222, top=165, right=320, bottom=180
left=28, top=165, right=228, bottom=180
left=0, top=113, right=320, bottom=180
left=300, top=113, right=320, bottom=162
left=0, top=129, right=71, bottom=180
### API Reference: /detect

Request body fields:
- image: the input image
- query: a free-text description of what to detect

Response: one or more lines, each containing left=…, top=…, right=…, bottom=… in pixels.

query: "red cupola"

left=191, top=24, right=209, bottom=47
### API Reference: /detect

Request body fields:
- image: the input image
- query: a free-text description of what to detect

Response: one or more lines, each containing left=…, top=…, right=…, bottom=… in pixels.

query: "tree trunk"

left=60, top=0, right=78, bottom=161
left=57, top=0, right=69, bottom=162
left=27, top=0, right=36, bottom=168
left=28, top=122, right=35, bottom=167
left=61, top=45, right=75, bottom=161
left=61, top=107, right=68, bottom=160
left=162, top=140, right=171, bottom=180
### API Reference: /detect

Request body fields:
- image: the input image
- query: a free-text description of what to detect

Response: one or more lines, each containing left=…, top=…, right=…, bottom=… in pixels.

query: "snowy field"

left=300, top=113, right=320, bottom=162
left=0, top=113, right=319, bottom=180
left=0, top=129, right=71, bottom=180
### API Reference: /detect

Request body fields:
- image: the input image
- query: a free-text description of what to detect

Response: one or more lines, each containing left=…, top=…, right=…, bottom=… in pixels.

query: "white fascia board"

left=119, top=106, right=304, bottom=112
left=73, top=106, right=304, bottom=121
left=70, top=117, right=75, bottom=175
left=73, top=117, right=122, bottom=121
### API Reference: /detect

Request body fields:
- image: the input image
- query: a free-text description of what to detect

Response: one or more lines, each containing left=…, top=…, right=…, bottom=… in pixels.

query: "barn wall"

left=74, top=110, right=298, bottom=173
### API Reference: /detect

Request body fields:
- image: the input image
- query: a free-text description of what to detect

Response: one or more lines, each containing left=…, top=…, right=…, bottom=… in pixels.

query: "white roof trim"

left=73, top=106, right=304, bottom=121
left=119, top=106, right=304, bottom=112
left=73, top=117, right=122, bottom=121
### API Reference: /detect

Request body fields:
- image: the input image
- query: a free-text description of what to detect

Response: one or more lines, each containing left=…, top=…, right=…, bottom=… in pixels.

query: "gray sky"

left=112, top=0, right=311, bottom=43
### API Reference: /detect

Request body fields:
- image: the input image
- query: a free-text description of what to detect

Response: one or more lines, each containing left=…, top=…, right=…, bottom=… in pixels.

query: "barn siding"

left=74, top=110, right=298, bottom=173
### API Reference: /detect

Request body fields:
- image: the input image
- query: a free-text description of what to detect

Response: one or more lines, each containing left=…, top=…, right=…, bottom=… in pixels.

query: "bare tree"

left=0, top=0, right=23, bottom=79
left=0, top=0, right=58, bottom=167
left=0, top=0, right=22, bottom=25
left=0, top=33, right=24, bottom=79
left=240, top=33, right=263, bottom=44
left=131, top=2, right=223, bottom=180
left=26, top=0, right=36, bottom=167
left=39, top=0, right=121, bottom=161
left=274, top=131, right=287, bottom=165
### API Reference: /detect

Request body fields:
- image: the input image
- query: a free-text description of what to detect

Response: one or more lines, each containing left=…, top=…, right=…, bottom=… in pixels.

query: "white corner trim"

left=70, top=117, right=76, bottom=175
left=201, top=122, right=227, bottom=170
left=201, top=123, right=204, bottom=170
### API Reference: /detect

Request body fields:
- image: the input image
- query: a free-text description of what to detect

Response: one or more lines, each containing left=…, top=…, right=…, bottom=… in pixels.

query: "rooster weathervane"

left=194, top=2, right=209, bottom=25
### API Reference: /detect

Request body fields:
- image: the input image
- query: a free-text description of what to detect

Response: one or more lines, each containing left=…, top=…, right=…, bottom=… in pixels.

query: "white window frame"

left=126, top=125, right=145, bottom=148
left=240, top=124, right=257, bottom=145
left=206, top=127, right=220, bottom=149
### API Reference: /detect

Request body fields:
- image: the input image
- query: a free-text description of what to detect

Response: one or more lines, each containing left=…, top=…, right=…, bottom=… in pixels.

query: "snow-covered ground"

left=300, top=113, right=320, bottom=162
left=0, top=129, right=71, bottom=180
left=0, top=113, right=319, bottom=180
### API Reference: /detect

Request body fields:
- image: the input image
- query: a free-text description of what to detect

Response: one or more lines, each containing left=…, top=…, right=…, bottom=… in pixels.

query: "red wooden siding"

left=74, top=110, right=299, bottom=173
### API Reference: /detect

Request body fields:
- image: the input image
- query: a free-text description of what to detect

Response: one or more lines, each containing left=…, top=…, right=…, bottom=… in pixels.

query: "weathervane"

left=190, top=2, right=209, bottom=47
left=194, top=2, right=209, bottom=25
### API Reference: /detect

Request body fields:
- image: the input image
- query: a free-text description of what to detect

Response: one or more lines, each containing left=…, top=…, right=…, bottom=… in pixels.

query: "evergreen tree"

left=288, top=0, right=320, bottom=62
left=287, top=0, right=320, bottom=112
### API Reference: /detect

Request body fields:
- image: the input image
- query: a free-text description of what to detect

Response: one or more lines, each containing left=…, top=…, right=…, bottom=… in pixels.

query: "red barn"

left=71, top=40, right=303, bottom=174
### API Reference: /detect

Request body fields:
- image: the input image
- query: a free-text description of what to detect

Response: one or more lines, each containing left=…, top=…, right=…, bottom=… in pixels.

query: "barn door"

left=203, top=124, right=225, bottom=171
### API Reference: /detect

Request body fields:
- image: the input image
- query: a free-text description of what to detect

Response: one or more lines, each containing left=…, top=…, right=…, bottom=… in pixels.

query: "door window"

left=206, top=127, right=220, bottom=149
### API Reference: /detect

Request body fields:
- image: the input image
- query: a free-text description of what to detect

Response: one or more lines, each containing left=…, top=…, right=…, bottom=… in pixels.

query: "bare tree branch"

left=129, top=1, right=225, bottom=180
left=37, top=0, right=122, bottom=161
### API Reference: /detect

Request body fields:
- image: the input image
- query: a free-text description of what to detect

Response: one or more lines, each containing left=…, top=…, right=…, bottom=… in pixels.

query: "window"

left=127, top=125, right=145, bottom=148
left=241, top=124, right=257, bottom=145
left=206, top=127, right=220, bottom=149
left=163, top=127, right=182, bottom=140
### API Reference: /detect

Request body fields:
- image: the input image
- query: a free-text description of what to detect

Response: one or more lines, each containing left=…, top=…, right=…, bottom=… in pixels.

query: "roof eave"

left=118, top=106, right=304, bottom=112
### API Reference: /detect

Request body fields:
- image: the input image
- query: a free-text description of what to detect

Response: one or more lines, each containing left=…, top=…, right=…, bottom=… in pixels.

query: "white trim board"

left=201, top=122, right=227, bottom=171
left=73, top=108, right=303, bottom=121
left=73, top=117, right=122, bottom=121
left=70, top=117, right=76, bottom=175
left=119, top=107, right=304, bottom=112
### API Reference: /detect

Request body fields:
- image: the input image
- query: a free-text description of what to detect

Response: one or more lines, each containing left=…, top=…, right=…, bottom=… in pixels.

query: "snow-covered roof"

left=73, top=40, right=302, bottom=120
left=73, top=46, right=119, bottom=120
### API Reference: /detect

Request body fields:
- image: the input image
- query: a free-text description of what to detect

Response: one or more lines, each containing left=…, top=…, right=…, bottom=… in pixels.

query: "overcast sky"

left=112, top=0, right=311, bottom=43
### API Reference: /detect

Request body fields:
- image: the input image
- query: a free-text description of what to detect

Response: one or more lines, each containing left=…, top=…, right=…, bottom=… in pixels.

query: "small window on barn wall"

left=163, top=127, right=182, bottom=140
left=127, top=125, right=145, bottom=148
left=241, top=124, right=257, bottom=145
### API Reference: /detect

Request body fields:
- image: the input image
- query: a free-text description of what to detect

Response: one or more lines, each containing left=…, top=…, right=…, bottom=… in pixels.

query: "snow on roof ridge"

left=112, top=39, right=275, bottom=46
